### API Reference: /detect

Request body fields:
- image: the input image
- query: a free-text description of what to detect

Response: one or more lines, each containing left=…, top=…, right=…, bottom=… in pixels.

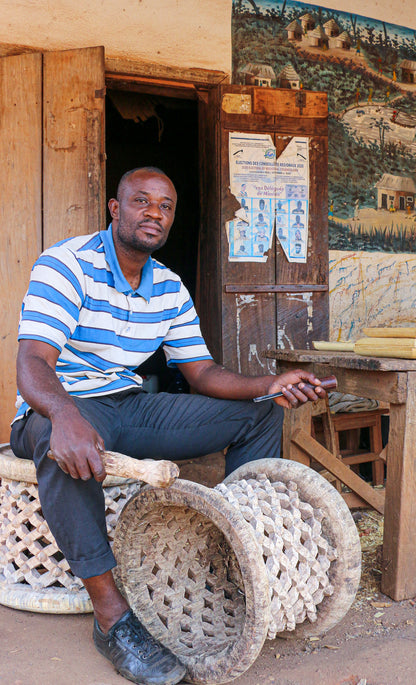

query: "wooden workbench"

left=264, top=348, right=416, bottom=601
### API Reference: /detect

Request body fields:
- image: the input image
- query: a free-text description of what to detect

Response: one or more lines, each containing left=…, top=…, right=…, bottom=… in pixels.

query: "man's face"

left=109, top=171, right=177, bottom=255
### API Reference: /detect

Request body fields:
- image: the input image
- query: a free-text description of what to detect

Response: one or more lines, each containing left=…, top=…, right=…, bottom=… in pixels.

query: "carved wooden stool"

left=0, top=444, right=139, bottom=613
left=113, top=458, right=361, bottom=684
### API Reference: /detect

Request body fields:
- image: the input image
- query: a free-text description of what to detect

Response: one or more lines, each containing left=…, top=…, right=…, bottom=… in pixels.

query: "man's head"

left=108, top=167, right=177, bottom=255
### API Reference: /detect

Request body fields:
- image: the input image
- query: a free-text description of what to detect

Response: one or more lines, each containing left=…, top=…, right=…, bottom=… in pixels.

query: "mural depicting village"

left=232, top=0, right=416, bottom=252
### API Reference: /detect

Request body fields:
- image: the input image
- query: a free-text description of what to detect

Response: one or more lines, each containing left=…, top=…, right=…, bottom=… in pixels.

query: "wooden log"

left=47, top=450, right=179, bottom=487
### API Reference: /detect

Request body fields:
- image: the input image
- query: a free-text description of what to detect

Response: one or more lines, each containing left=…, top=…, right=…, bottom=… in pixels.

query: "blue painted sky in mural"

left=239, top=0, right=416, bottom=45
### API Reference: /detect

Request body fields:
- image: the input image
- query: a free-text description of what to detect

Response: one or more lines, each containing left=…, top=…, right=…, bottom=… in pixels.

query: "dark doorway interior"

left=105, top=90, right=200, bottom=391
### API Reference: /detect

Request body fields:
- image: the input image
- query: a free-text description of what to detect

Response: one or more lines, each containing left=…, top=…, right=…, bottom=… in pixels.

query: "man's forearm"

left=180, top=359, right=324, bottom=408
left=17, top=346, right=78, bottom=421
left=186, top=363, right=276, bottom=400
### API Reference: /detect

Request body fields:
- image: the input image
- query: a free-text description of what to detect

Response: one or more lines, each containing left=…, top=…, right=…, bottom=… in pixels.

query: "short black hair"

left=116, top=167, right=170, bottom=200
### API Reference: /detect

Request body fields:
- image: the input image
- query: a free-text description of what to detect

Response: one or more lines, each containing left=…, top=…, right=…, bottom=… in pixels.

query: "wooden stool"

left=0, top=444, right=139, bottom=613
left=331, top=408, right=388, bottom=486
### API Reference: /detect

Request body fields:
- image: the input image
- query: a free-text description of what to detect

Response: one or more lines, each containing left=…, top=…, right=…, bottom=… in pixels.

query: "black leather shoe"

left=93, top=609, right=186, bottom=685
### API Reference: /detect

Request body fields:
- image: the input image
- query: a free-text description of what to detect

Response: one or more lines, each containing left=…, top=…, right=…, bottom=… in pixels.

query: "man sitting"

left=11, top=167, right=324, bottom=685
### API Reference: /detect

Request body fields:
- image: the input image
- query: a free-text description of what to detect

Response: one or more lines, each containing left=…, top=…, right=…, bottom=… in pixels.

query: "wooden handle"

left=47, top=449, right=179, bottom=487
left=299, top=374, right=337, bottom=393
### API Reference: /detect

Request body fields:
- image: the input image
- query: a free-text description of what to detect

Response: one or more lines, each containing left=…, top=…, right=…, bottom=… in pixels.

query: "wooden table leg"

left=381, top=372, right=416, bottom=600
left=283, top=402, right=312, bottom=465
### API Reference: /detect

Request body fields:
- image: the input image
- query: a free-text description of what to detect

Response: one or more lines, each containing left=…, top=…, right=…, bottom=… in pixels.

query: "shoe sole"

left=94, top=636, right=186, bottom=685
left=118, top=662, right=187, bottom=685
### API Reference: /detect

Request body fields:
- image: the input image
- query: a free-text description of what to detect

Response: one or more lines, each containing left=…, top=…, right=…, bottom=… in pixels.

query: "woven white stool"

left=0, top=444, right=139, bottom=614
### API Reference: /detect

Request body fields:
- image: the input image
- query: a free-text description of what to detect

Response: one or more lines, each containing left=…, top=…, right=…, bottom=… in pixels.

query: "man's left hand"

left=268, top=370, right=325, bottom=409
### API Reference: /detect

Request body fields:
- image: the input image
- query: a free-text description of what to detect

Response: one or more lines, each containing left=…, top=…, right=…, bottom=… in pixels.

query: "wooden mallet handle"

left=47, top=449, right=179, bottom=487
left=299, top=374, right=337, bottom=393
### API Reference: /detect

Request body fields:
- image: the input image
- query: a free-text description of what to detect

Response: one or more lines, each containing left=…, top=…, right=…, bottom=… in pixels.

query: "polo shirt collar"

left=100, top=225, right=154, bottom=302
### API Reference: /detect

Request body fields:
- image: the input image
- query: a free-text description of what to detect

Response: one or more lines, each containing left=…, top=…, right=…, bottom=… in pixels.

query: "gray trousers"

left=10, top=390, right=283, bottom=578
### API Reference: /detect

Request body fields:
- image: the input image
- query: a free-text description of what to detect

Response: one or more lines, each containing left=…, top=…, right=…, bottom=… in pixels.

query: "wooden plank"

left=275, top=131, right=329, bottom=349
left=221, top=112, right=275, bottom=130
left=43, top=47, right=105, bottom=246
left=342, top=491, right=385, bottom=510
left=282, top=404, right=312, bottom=462
left=291, top=428, right=385, bottom=514
left=0, top=52, right=42, bottom=442
left=268, top=360, right=407, bottom=405
left=342, top=453, right=379, bottom=466
left=382, top=373, right=416, bottom=600
left=331, top=408, right=388, bottom=431
left=253, top=88, right=327, bottom=118
left=196, top=85, right=222, bottom=362
left=222, top=292, right=277, bottom=375
left=105, top=57, right=229, bottom=87
left=363, top=327, right=416, bottom=338
left=219, top=103, right=277, bottom=373
left=264, top=348, right=416, bottom=372
left=105, top=75, right=197, bottom=100
left=225, top=284, right=328, bottom=293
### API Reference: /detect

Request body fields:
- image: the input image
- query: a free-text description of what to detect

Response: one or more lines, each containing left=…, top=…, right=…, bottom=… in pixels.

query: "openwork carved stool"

left=113, top=458, right=361, bottom=684
left=0, top=444, right=139, bottom=613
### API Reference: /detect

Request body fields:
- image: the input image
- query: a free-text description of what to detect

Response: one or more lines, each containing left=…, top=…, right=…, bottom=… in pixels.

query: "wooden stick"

left=47, top=450, right=179, bottom=487
left=290, top=429, right=385, bottom=514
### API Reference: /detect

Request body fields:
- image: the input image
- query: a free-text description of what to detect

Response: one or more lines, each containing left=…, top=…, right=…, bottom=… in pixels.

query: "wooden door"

left=197, top=84, right=328, bottom=375
left=0, top=53, right=42, bottom=441
left=43, top=47, right=106, bottom=245
left=0, top=47, right=105, bottom=442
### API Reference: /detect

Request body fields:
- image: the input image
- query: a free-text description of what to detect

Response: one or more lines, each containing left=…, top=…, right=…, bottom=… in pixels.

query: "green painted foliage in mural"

left=232, top=3, right=416, bottom=253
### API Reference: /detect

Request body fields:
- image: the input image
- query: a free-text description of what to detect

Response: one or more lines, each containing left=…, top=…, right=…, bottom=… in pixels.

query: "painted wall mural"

left=232, top=1, right=416, bottom=340
left=232, top=0, right=416, bottom=253
left=330, top=251, right=416, bottom=339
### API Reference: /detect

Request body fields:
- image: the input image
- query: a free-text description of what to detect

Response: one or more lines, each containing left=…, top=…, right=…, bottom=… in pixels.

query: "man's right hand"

left=17, top=340, right=107, bottom=483
left=49, top=406, right=107, bottom=482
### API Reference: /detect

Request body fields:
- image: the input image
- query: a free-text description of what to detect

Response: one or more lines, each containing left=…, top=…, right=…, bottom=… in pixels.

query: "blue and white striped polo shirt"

left=14, top=226, right=212, bottom=421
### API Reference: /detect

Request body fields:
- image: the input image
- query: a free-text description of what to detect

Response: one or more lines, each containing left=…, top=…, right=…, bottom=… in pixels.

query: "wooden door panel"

left=223, top=293, right=276, bottom=375
left=276, top=290, right=328, bottom=351
left=0, top=52, right=42, bottom=441
left=197, top=84, right=329, bottom=372
left=43, top=46, right=105, bottom=246
left=219, top=106, right=277, bottom=373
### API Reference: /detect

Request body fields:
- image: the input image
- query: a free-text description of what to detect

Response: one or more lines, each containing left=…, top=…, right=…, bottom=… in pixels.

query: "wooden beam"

left=225, top=284, right=328, bottom=293
left=105, top=57, right=229, bottom=87
left=382, top=374, right=416, bottom=600
left=291, top=428, right=385, bottom=514
left=264, top=359, right=407, bottom=405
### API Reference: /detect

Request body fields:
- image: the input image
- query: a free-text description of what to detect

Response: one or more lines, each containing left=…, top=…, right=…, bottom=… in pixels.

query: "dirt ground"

left=2, top=508, right=416, bottom=685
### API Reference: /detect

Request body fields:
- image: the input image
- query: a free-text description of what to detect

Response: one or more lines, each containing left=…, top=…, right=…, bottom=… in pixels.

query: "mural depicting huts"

left=299, top=12, right=315, bottom=33
left=333, top=31, right=351, bottom=50
left=237, top=62, right=276, bottom=87
left=286, top=14, right=350, bottom=51
left=323, top=18, right=340, bottom=38
left=400, top=59, right=416, bottom=83
left=286, top=19, right=302, bottom=41
left=375, top=174, right=416, bottom=211
left=277, top=63, right=301, bottom=89
left=306, top=24, right=329, bottom=49
left=232, top=0, right=416, bottom=252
